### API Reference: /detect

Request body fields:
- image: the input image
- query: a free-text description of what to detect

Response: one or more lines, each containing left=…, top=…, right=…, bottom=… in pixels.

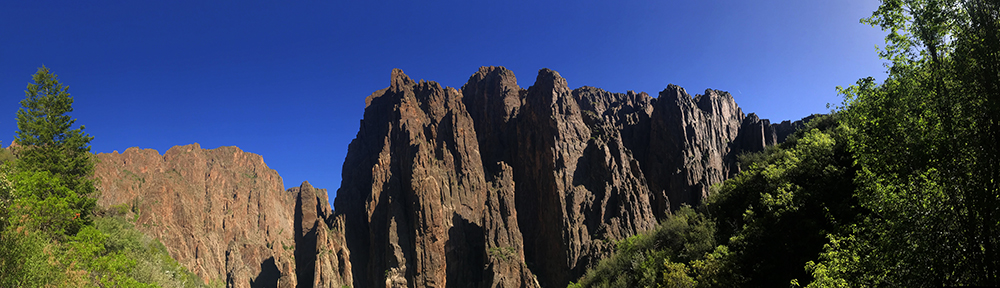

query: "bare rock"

left=461, top=66, right=524, bottom=175
left=95, top=144, right=297, bottom=287
left=91, top=66, right=804, bottom=288
left=334, top=67, right=803, bottom=288
left=94, top=145, right=350, bottom=287
left=505, top=69, right=659, bottom=287
left=336, top=68, right=533, bottom=288
left=482, top=162, right=538, bottom=288
left=643, top=86, right=745, bottom=214
left=288, top=181, right=353, bottom=287
left=736, top=113, right=770, bottom=154
left=772, top=114, right=816, bottom=144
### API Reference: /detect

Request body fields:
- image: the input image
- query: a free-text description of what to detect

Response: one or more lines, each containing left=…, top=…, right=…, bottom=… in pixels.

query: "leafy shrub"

left=571, top=206, right=719, bottom=288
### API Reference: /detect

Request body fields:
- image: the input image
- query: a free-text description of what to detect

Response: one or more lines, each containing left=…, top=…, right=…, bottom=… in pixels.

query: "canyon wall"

left=334, top=67, right=792, bottom=287
left=94, top=144, right=351, bottom=287
left=91, top=66, right=801, bottom=288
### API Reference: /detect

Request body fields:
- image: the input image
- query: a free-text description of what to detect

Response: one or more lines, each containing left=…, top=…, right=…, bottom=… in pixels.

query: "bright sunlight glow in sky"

left=1, top=1, right=888, bottom=201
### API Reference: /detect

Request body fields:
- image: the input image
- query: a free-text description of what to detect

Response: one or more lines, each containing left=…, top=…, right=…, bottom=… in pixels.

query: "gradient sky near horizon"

left=1, top=1, right=888, bottom=202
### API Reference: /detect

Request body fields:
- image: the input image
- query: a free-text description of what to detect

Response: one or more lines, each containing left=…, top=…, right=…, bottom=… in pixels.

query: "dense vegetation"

left=0, top=67, right=208, bottom=287
left=571, top=0, right=1000, bottom=286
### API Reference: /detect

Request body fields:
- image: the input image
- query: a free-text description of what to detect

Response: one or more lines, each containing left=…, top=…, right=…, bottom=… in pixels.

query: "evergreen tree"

left=12, top=66, right=96, bottom=234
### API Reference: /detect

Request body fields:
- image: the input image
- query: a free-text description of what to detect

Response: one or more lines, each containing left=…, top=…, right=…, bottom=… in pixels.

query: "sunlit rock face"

left=335, top=66, right=782, bottom=288
left=94, top=145, right=351, bottom=287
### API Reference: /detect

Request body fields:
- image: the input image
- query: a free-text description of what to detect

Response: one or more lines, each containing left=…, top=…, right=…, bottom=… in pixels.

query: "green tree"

left=808, top=0, right=1000, bottom=286
left=1, top=66, right=100, bottom=286
left=12, top=66, right=96, bottom=235
left=8, top=171, right=90, bottom=239
left=708, top=115, right=860, bottom=287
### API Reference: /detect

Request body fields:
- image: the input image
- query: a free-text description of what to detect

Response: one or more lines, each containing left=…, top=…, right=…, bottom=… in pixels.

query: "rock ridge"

left=92, top=66, right=807, bottom=288
left=335, top=67, right=799, bottom=287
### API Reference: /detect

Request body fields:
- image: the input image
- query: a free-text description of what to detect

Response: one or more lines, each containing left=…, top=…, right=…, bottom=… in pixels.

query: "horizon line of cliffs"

left=92, top=66, right=807, bottom=288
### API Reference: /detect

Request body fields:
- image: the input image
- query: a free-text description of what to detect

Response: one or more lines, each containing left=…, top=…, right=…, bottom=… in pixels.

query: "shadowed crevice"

left=251, top=257, right=280, bottom=288
left=295, top=193, right=318, bottom=288
left=446, top=213, right=485, bottom=287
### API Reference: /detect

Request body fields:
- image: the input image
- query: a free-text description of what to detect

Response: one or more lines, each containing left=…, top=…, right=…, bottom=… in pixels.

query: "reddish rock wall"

left=94, top=144, right=351, bottom=287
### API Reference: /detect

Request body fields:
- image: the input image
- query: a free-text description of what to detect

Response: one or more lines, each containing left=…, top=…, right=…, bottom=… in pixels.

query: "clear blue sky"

left=1, top=1, right=887, bottom=201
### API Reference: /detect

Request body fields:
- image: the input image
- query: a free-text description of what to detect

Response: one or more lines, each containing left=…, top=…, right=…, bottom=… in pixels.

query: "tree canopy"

left=14, top=66, right=96, bottom=197
left=807, top=0, right=1000, bottom=286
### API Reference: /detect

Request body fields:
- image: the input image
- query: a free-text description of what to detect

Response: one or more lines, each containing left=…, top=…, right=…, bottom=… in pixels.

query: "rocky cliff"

left=93, top=144, right=351, bottom=287
left=92, top=66, right=800, bottom=288
left=334, top=67, right=792, bottom=287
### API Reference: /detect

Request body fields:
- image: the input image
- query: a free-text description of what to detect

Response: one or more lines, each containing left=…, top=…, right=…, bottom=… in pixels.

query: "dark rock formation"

left=92, top=66, right=804, bottom=288
left=643, top=85, right=746, bottom=215
left=772, top=114, right=815, bottom=144
left=335, top=67, right=791, bottom=288
left=508, top=69, right=658, bottom=287
left=737, top=113, right=771, bottom=155
left=94, top=144, right=351, bottom=287
left=335, top=68, right=537, bottom=288
left=289, top=181, right=353, bottom=288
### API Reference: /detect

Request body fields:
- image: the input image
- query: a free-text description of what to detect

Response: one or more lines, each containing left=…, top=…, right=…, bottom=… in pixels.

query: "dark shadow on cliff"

left=295, top=194, right=318, bottom=288
left=446, top=213, right=485, bottom=287
left=336, top=84, right=400, bottom=287
left=251, top=257, right=280, bottom=288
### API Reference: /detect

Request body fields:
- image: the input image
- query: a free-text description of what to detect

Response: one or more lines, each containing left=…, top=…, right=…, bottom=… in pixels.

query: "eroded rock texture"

left=94, top=144, right=351, bottom=287
left=335, top=68, right=537, bottom=288
left=335, top=67, right=789, bottom=287
left=92, top=66, right=798, bottom=288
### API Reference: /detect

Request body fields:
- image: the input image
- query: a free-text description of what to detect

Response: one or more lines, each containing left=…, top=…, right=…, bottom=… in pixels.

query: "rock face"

left=94, top=144, right=351, bottom=287
left=335, top=67, right=789, bottom=287
left=334, top=68, right=537, bottom=288
left=92, top=66, right=801, bottom=288
left=643, top=85, right=746, bottom=215
left=508, top=69, right=657, bottom=286
left=288, top=182, right=353, bottom=288
left=773, top=115, right=814, bottom=144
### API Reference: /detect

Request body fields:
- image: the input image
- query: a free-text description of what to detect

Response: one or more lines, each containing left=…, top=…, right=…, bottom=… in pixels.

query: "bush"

left=571, top=206, right=718, bottom=288
left=93, top=214, right=207, bottom=287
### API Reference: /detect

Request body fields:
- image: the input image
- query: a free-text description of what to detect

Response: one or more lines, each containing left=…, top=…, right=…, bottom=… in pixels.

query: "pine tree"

left=12, top=66, right=96, bottom=234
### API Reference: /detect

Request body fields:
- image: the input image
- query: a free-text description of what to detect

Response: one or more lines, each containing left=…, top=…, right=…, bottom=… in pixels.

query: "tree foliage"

left=807, top=0, right=1000, bottom=286
left=709, top=115, right=860, bottom=287
left=12, top=66, right=96, bottom=236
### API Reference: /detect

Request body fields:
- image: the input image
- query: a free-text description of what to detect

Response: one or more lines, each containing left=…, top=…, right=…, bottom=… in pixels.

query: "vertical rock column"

left=509, top=69, right=658, bottom=287
left=644, top=86, right=745, bottom=214
left=462, top=66, right=539, bottom=288
left=336, top=69, right=533, bottom=287
left=289, top=181, right=352, bottom=288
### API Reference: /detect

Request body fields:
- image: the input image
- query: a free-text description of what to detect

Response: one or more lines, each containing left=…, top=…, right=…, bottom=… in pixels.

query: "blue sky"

left=1, top=1, right=887, bottom=201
